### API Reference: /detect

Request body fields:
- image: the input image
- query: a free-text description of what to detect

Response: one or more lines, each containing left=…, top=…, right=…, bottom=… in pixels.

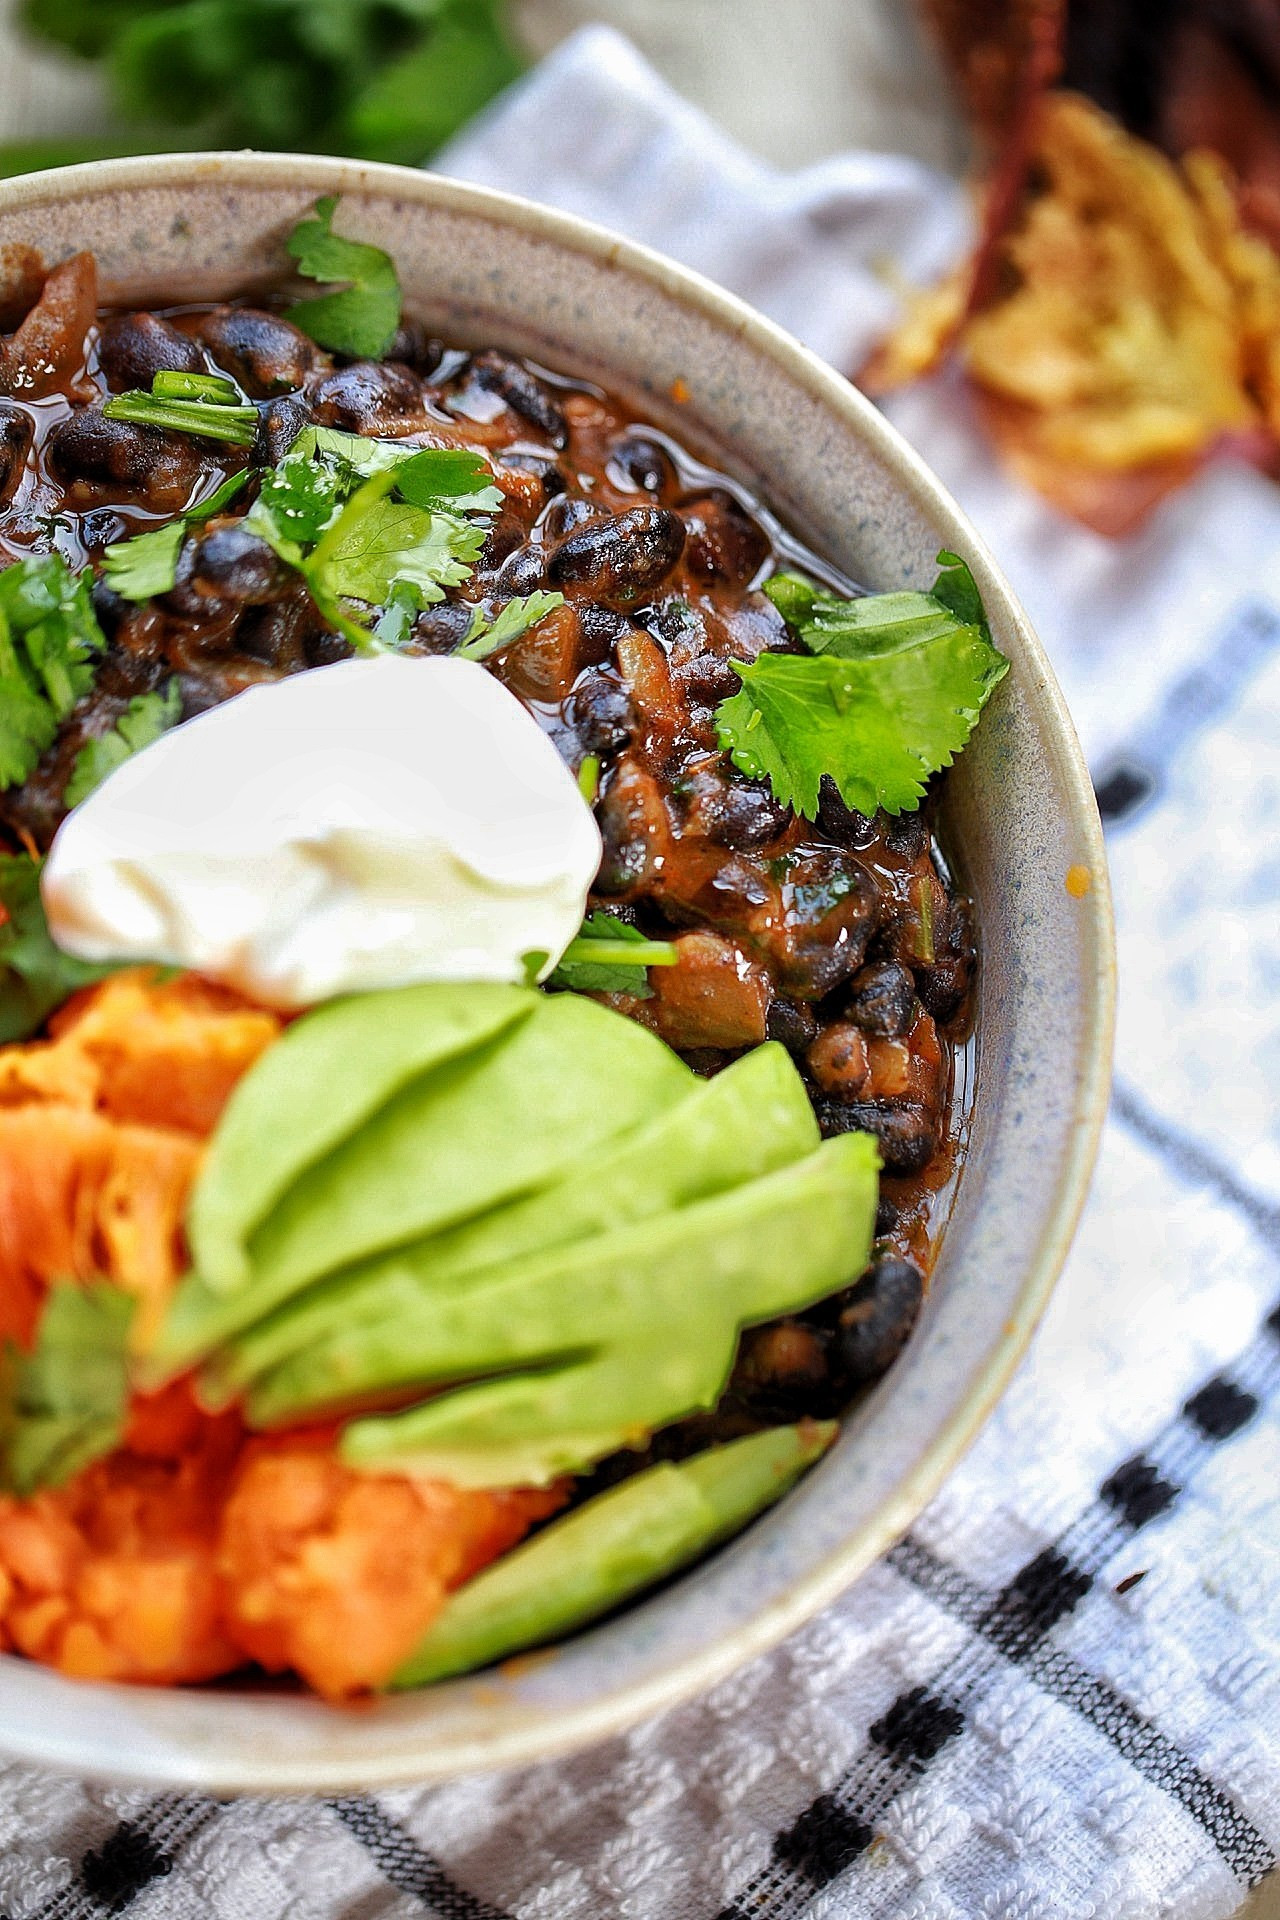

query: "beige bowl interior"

left=0, top=156, right=1114, bottom=1792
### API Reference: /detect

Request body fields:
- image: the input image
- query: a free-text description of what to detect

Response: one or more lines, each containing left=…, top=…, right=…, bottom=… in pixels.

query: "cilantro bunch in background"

left=1, top=0, right=524, bottom=177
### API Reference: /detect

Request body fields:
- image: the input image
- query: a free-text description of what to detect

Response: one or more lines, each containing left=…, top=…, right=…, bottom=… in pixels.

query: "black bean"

left=305, top=627, right=354, bottom=668
left=847, top=960, right=916, bottom=1038
left=254, top=392, right=312, bottom=466
left=703, top=777, right=789, bottom=851
left=470, top=349, right=567, bottom=447
left=77, top=507, right=127, bottom=553
left=832, top=1256, right=924, bottom=1383
left=411, top=601, right=473, bottom=654
left=914, top=957, right=971, bottom=1024
left=48, top=407, right=206, bottom=506
left=312, top=361, right=424, bottom=432
left=883, top=809, right=929, bottom=857
left=90, top=574, right=130, bottom=638
left=97, top=312, right=205, bottom=392
left=195, top=306, right=324, bottom=396
left=676, top=652, right=740, bottom=705
left=874, top=1195, right=901, bottom=1238
left=817, top=1099, right=937, bottom=1174
left=681, top=490, right=770, bottom=586
left=549, top=507, right=685, bottom=601
left=730, top=1322, right=841, bottom=1419
left=384, top=321, right=441, bottom=371
left=234, top=596, right=313, bottom=670
left=539, top=495, right=596, bottom=541
left=189, top=526, right=292, bottom=605
left=480, top=511, right=526, bottom=570
left=570, top=669, right=634, bottom=756
left=502, top=451, right=567, bottom=496
left=607, top=432, right=675, bottom=496
left=493, top=546, right=547, bottom=597
left=765, top=996, right=819, bottom=1054
left=576, top=601, right=631, bottom=667
left=0, top=400, right=32, bottom=509
left=816, top=775, right=878, bottom=848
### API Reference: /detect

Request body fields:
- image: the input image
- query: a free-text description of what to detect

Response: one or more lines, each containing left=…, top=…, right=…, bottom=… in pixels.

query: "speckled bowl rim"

left=0, top=152, right=1115, bottom=1793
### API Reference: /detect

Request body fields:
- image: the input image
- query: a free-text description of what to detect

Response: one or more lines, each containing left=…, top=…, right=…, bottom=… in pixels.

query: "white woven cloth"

left=5, top=27, right=1280, bottom=1920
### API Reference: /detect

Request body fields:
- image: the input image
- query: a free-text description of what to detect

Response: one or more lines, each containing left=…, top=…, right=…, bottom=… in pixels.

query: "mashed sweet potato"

left=0, top=973, right=561, bottom=1696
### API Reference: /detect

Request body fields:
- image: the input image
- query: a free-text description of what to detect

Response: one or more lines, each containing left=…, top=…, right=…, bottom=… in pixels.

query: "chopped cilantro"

left=372, top=580, right=420, bottom=652
left=63, top=682, right=182, bottom=809
left=0, top=853, right=120, bottom=1044
left=393, top=449, right=503, bottom=516
left=723, top=553, right=1008, bottom=818
left=102, top=388, right=258, bottom=447
left=246, top=452, right=346, bottom=560
left=152, top=369, right=242, bottom=405
left=0, top=1281, right=134, bottom=1496
left=100, top=519, right=185, bottom=601
left=284, top=195, right=402, bottom=360
left=0, top=554, right=105, bottom=790
left=550, top=910, right=678, bottom=998
left=456, top=590, right=566, bottom=661
left=186, top=467, right=253, bottom=521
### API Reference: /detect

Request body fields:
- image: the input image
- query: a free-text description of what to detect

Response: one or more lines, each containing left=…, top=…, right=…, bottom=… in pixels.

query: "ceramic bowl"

left=0, top=154, right=1114, bottom=1791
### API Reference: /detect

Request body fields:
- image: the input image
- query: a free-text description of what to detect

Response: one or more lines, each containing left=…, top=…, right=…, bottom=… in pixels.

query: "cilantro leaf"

left=63, top=683, right=182, bottom=809
left=456, top=590, right=566, bottom=661
left=287, top=423, right=411, bottom=477
left=726, top=553, right=1008, bottom=818
left=549, top=911, right=678, bottom=998
left=393, top=449, right=504, bottom=516
left=100, top=519, right=185, bottom=601
left=0, top=1281, right=134, bottom=1496
left=372, top=579, right=420, bottom=652
left=0, top=555, right=105, bottom=790
left=0, top=853, right=120, bottom=1044
left=284, top=194, right=402, bottom=360
left=318, top=497, right=487, bottom=610
left=246, top=452, right=346, bottom=560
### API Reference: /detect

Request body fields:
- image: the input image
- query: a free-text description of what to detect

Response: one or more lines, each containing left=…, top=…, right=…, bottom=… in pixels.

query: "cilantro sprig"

left=103, top=367, right=257, bottom=447
left=0, top=853, right=120, bottom=1044
left=0, top=1280, right=134, bottom=1496
left=63, top=682, right=182, bottom=809
left=247, top=435, right=503, bottom=653
left=717, top=551, right=1008, bottom=819
left=284, top=195, right=402, bottom=360
left=0, top=554, right=106, bottom=791
left=550, top=911, right=678, bottom=998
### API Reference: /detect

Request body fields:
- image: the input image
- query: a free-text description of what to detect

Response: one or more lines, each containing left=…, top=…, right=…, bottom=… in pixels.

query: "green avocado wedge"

left=301, top=1130, right=879, bottom=1487
left=144, top=990, right=694, bottom=1384
left=391, top=1420, right=837, bottom=1688
left=238, top=991, right=693, bottom=1308
left=210, top=1042, right=820, bottom=1403
left=188, top=981, right=535, bottom=1295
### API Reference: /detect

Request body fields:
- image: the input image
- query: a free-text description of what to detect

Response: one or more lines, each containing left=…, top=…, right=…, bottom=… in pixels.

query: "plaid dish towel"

left=5, top=27, right=1280, bottom=1920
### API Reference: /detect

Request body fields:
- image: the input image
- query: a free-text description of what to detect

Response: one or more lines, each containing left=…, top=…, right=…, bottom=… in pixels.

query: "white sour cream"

left=42, top=656, right=602, bottom=1009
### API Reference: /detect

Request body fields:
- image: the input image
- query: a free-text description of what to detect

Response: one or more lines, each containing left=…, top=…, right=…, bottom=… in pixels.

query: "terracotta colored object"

left=0, top=154, right=1114, bottom=1792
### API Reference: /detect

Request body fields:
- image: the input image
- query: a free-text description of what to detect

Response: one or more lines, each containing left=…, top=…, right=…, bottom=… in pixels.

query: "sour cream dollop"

left=42, top=656, right=603, bottom=1009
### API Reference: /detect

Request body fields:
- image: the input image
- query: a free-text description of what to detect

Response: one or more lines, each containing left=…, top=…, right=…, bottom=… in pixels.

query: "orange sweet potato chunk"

left=217, top=1433, right=564, bottom=1698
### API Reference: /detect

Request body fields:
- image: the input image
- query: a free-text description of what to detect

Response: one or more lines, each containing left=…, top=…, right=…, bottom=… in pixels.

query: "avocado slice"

left=211, top=1042, right=819, bottom=1402
left=241, top=990, right=693, bottom=1307
left=189, top=981, right=535, bottom=1295
left=143, top=991, right=693, bottom=1384
left=391, top=1421, right=837, bottom=1688
left=248, top=1130, right=878, bottom=1485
